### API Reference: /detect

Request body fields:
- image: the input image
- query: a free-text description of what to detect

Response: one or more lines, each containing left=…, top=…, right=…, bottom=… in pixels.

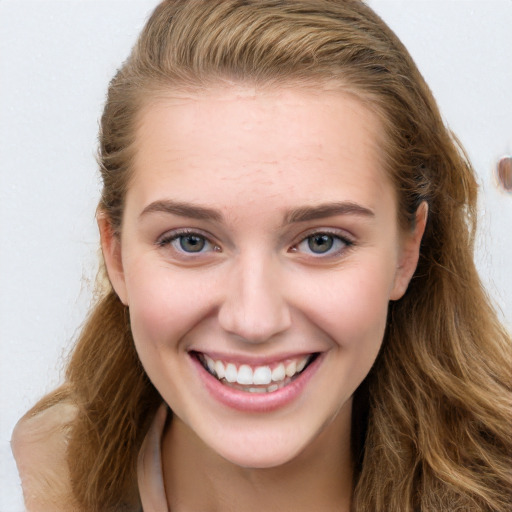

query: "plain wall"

left=1, top=1, right=511, bottom=510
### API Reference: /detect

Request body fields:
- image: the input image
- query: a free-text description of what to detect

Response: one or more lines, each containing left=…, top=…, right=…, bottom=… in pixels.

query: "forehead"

left=129, top=85, right=394, bottom=217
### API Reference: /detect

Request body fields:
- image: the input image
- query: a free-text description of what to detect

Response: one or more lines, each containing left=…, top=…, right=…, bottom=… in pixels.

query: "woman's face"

left=102, top=85, right=424, bottom=469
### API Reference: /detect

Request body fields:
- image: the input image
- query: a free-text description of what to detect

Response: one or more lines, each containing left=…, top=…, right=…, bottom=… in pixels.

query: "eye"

left=157, top=230, right=219, bottom=255
left=176, top=233, right=207, bottom=253
left=292, top=231, right=353, bottom=257
left=306, top=233, right=335, bottom=254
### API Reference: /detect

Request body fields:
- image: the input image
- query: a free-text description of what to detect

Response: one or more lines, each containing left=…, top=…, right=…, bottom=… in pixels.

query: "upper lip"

left=189, top=350, right=320, bottom=366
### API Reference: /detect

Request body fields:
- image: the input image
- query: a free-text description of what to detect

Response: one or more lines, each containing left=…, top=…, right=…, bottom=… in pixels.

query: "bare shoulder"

left=11, top=401, right=79, bottom=512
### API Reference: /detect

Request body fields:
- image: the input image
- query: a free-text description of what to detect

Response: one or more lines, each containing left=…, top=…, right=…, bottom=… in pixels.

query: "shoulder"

left=11, top=401, right=79, bottom=512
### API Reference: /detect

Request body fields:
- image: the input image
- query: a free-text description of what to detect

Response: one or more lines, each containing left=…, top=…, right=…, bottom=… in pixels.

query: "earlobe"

left=390, top=202, right=428, bottom=301
left=97, top=214, right=128, bottom=305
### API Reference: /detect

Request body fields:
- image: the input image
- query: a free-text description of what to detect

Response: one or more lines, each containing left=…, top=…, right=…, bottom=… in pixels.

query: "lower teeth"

left=222, top=378, right=292, bottom=393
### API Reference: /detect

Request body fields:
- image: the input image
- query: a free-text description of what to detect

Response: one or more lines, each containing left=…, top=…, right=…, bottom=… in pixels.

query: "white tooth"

left=249, top=387, right=266, bottom=393
left=237, top=364, right=253, bottom=385
left=296, top=356, right=308, bottom=373
left=225, top=363, right=237, bottom=383
left=214, top=360, right=225, bottom=379
left=253, top=366, right=272, bottom=385
left=271, top=363, right=286, bottom=382
left=205, top=355, right=215, bottom=373
left=285, top=361, right=297, bottom=377
left=267, top=384, right=279, bottom=392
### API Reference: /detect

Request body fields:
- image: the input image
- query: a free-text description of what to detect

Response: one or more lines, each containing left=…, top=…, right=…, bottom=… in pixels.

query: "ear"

left=390, top=202, right=428, bottom=301
left=97, top=213, right=128, bottom=305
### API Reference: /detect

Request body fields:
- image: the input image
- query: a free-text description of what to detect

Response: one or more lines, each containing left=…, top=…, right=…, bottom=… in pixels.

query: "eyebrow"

left=139, top=200, right=223, bottom=222
left=139, top=199, right=374, bottom=224
left=283, top=201, right=375, bottom=224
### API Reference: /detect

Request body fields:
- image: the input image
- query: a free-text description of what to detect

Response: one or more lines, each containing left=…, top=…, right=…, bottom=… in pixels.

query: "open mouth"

left=192, top=351, right=319, bottom=394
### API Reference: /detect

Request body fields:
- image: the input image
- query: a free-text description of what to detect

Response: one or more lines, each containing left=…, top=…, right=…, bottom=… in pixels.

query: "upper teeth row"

left=202, top=354, right=310, bottom=386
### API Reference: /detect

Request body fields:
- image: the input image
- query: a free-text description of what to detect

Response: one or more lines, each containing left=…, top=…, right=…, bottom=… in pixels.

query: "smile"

left=194, top=352, right=318, bottom=393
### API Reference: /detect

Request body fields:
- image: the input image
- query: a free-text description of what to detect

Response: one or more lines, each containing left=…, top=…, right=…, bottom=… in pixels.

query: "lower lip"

left=191, top=353, right=322, bottom=413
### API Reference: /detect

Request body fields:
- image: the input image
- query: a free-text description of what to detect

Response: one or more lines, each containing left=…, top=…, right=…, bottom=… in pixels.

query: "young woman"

left=12, top=1, right=512, bottom=511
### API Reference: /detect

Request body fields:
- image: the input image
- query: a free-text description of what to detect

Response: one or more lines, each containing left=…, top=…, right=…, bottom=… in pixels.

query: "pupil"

left=308, top=234, right=333, bottom=253
left=180, top=235, right=205, bottom=252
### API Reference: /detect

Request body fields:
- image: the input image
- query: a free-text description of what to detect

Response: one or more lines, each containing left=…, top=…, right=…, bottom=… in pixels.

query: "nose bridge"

left=218, top=249, right=291, bottom=343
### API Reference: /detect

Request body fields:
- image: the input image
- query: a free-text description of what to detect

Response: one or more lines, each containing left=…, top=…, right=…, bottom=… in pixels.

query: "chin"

left=197, top=418, right=319, bottom=470
left=215, top=437, right=308, bottom=470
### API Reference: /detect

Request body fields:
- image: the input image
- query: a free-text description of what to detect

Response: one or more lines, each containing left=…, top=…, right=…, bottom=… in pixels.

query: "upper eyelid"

left=293, top=227, right=355, bottom=244
left=156, top=227, right=215, bottom=245
left=155, top=226, right=355, bottom=251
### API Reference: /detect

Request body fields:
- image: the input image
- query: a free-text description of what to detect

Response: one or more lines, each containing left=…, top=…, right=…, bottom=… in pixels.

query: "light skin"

left=100, top=85, right=427, bottom=511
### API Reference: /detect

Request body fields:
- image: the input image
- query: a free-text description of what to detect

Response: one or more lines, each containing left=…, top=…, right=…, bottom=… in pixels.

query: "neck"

left=161, top=404, right=354, bottom=512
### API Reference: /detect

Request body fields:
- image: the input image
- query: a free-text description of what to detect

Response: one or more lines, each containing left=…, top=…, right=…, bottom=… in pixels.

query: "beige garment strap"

left=137, top=403, right=170, bottom=512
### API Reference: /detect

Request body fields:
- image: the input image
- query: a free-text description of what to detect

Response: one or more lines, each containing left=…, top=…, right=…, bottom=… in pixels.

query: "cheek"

left=294, top=259, right=395, bottom=349
left=124, top=261, right=216, bottom=349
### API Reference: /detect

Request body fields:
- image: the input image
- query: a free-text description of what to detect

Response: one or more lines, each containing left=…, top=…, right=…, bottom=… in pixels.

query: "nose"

left=217, top=253, right=292, bottom=344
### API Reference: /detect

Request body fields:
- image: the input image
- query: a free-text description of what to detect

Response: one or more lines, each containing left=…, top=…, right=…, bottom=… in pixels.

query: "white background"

left=1, top=1, right=511, bottom=510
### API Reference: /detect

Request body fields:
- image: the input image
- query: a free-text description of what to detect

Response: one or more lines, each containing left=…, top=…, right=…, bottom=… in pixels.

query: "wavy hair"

left=23, top=1, right=511, bottom=510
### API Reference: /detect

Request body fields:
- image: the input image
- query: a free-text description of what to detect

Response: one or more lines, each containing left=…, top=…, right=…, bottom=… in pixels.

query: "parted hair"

left=23, top=1, right=512, bottom=510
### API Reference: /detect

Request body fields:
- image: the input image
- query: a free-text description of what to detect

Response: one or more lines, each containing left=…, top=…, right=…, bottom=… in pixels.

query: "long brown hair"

left=24, top=1, right=512, bottom=510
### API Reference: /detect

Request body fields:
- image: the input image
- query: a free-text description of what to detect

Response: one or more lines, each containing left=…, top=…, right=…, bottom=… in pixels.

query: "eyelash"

left=157, top=228, right=354, bottom=260
left=290, top=230, right=354, bottom=258
left=156, top=229, right=220, bottom=256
